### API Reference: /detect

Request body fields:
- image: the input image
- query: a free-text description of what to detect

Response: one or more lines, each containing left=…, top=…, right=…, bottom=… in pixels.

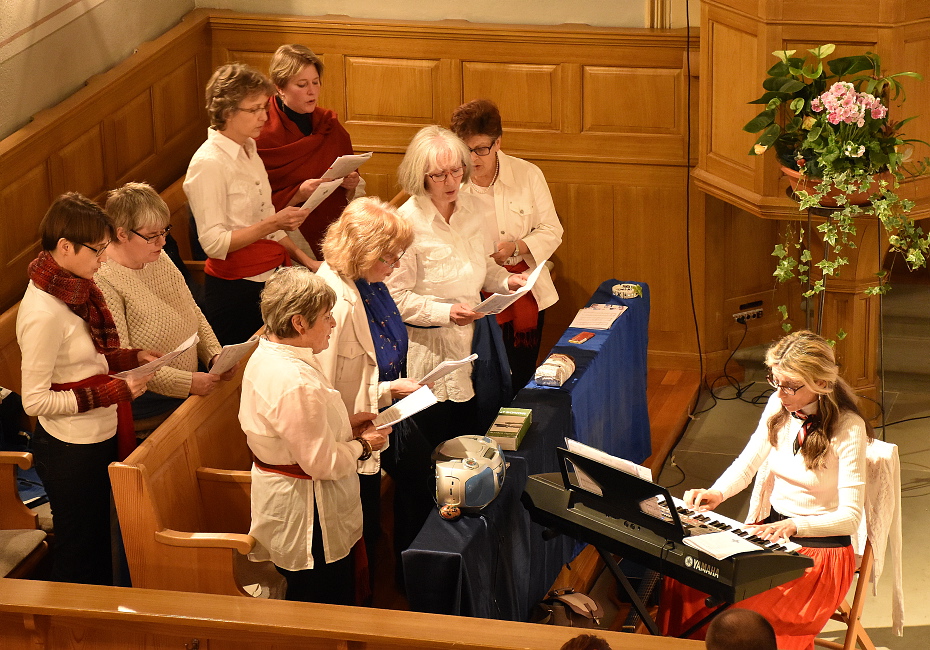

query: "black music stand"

left=555, top=448, right=730, bottom=636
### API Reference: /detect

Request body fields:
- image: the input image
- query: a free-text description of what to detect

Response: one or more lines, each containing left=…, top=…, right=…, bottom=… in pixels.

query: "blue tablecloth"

left=523, top=279, right=651, bottom=464
left=401, top=279, right=650, bottom=619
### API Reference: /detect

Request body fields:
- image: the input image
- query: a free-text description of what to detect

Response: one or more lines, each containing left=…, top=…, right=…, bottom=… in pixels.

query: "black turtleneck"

left=277, top=95, right=314, bottom=136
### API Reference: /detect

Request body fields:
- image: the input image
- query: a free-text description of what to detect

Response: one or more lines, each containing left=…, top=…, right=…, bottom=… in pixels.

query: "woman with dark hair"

left=450, top=99, right=562, bottom=391
left=184, top=62, right=315, bottom=345
left=256, top=44, right=363, bottom=259
left=240, top=266, right=389, bottom=604
left=660, top=330, right=871, bottom=650
left=16, top=193, right=157, bottom=584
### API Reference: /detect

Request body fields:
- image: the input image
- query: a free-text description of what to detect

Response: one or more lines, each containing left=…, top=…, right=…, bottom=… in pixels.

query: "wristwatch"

left=357, top=438, right=373, bottom=461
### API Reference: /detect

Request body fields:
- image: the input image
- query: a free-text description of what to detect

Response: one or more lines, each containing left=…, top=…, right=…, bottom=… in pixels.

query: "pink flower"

left=811, top=98, right=824, bottom=112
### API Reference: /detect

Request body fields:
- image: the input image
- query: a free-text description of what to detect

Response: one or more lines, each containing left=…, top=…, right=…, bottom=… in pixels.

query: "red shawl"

left=204, top=239, right=290, bottom=280
left=256, top=101, right=355, bottom=258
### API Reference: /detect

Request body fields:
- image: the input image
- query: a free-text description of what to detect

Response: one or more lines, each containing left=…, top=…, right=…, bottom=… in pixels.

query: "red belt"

left=253, top=456, right=312, bottom=480
left=51, top=375, right=135, bottom=461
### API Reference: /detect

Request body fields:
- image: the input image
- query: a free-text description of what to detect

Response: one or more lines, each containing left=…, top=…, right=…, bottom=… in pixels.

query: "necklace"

left=470, top=156, right=500, bottom=194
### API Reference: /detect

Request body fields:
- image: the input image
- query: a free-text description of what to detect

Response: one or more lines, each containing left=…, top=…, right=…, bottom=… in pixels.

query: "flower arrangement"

left=743, top=44, right=930, bottom=331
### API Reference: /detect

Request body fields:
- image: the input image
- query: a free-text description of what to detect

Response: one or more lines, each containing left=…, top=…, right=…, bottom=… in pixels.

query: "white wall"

left=0, top=0, right=194, bottom=139
left=196, top=0, right=700, bottom=28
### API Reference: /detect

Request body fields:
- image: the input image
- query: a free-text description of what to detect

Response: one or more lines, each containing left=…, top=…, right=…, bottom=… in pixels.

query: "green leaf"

left=743, top=109, right=776, bottom=133
left=767, top=61, right=790, bottom=76
left=772, top=50, right=797, bottom=64
left=779, top=79, right=807, bottom=93
left=809, top=44, right=835, bottom=59
left=789, top=97, right=805, bottom=114
left=837, top=329, right=847, bottom=341
left=757, top=124, right=781, bottom=147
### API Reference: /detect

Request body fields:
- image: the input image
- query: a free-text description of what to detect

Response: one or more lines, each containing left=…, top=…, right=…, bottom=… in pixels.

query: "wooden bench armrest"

left=196, top=467, right=250, bottom=483
left=0, top=452, right=33, bottom=470
left=155, top=529, right=254, bottom=554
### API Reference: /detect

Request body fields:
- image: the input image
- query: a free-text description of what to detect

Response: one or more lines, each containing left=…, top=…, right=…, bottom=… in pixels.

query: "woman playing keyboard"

left=660, top=330, right=872, bottom=650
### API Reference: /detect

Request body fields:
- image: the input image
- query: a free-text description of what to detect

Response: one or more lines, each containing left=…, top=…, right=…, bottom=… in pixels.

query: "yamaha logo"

left=685, top=556, right=720, bottom=579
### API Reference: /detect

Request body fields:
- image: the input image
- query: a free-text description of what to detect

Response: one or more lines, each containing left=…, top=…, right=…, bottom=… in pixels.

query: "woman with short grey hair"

left=386, top=125, right=526, bottom=445
left=239, top=266, right=389, bottom=605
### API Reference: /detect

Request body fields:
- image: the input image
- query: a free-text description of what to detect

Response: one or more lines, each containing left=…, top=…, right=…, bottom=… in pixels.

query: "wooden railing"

left=0, top=577, right=705, bottom=650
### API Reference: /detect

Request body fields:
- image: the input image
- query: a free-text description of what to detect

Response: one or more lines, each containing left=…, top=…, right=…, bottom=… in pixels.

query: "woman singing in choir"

left=184, top=63, right=314, bottom=345
left=256, top=44, right=363, bottom=259
left=239, top=266, right=388, bottom=605
left=386, top=126, right=526, bottom=444
left=450, top=99, right=562, bottom=391
left=660, top=330, right=871, bottom=650
left=17, top=193, right=156, bottom=584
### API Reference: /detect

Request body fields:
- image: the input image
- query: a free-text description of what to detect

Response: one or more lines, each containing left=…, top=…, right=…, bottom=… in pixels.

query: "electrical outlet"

left=733, top=308, right=763, bottom=322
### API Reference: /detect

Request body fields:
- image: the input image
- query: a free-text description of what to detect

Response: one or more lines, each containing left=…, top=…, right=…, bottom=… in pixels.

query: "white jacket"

left=461, top=151, right=563, bottom=311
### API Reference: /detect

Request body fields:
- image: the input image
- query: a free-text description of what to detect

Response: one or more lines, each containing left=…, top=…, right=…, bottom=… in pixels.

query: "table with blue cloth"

left=401, top=279, right=651, bottom=620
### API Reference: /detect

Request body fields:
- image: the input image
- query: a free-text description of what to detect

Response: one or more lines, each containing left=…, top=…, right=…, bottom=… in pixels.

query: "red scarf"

left=255, top=101, right=355, bottom=258
left=204, top=239, right=290, bottom=280
left=494, top=260, right=540, bottom=347
left=28, top=251, right=120, bottom=353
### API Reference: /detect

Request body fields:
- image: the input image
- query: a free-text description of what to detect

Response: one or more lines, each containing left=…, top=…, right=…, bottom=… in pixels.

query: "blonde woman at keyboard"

left=660, top=330, right=872, bottom=650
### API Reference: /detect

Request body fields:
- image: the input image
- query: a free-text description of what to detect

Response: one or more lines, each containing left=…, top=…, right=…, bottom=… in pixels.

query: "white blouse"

left=386, top=194, right=510, bottom=402
left=239, top=338, right=365, bottom=570
left=183, top=128, right=286, bottom=282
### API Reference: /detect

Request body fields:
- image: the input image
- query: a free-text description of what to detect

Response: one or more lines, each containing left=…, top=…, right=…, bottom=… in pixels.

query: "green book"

left=487, top=407, right=532, bottom=451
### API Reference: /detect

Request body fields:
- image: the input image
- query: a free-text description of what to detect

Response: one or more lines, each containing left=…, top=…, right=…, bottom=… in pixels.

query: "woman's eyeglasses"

left=468, top=140, right=497, bottom=156
left=426, top=167, right=465, bottom=183
left=237, top=104, right=269, bottom=115
left=79, top=241, right=110, bottom=258
left=767, top=373, right=803, bottom=396
left=131, top=224, right=172, bottom=245
left=379, top=250, right=406, bottom=268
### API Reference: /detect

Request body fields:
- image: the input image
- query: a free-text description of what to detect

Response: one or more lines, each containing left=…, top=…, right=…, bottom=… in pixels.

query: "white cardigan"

left=315, top=263, right=391, bottom=474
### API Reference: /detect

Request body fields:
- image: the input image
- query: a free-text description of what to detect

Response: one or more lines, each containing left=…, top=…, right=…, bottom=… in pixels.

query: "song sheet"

left=208, top=336, right=259, bottom=375
left=301, top=178, right=344, bottom=213
left=568, top=304, right=628, bottom=330
left=373, top=385, right=438, bottom=429
left=473, top=258, right=548, bottom=314
left=564, top=438, right=652, bottom=496
left=418, top=353, right=478, bottom=385
left=320, top=152, right=372, bottom=179
left=111, top=333, right=199, bottom=380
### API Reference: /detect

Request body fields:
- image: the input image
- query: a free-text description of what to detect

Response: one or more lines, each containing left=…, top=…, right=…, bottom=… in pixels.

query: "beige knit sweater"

left=96, top=251, right=222, bottom=398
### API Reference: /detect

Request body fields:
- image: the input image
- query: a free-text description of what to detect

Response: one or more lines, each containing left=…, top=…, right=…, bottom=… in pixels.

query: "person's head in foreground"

left=705, top=608, right=777, bottom=650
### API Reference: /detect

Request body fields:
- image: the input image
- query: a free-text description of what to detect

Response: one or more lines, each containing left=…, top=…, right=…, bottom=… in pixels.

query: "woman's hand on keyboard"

left=683, top=488, right=723, bottom=512
left=748, top=519, right=797, bottom=543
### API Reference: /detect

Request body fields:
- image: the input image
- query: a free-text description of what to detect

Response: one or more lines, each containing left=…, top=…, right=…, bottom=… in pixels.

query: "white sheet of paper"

left=564, top=437, right=653, bottom=496
left=320, top=152, right=372, bottom=180
left=418, top=353, right=478, bottom=385
left=568, top=305, right=628, bottom=330
left=373, top=385, right=438, bottom=429
left=209, top=336, right=259, bottom=375
left=111, top=333, right=199, bottom=380
left=301, top=178, right=344, bottom=212
left=473, top=258, right=548, bottom=314
left=682, top=531, right=762, bottom=560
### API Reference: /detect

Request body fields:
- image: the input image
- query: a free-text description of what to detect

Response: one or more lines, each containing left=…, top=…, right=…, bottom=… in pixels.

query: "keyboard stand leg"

left=596, top=547, right=660, bottom=636
left=678, top=602, right=731, bottom=639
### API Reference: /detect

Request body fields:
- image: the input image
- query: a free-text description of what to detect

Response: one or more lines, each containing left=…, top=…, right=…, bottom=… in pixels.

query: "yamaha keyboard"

left=522, top=449, right=814, bottom=608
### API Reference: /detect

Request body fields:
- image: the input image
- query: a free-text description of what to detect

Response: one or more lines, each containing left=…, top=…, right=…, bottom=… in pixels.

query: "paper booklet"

left=682, top=531, right=762, bottom=560
left=111, top=333, right=199, bottom=380
left=568, top=304, right=627, bottom=330
left=209, top=336, right=259, bottom=375
left=320, top=152, right=372, bottom=180
left=373, top=385, right=438, bottom=429
left=301, top=178, right=344, bottom=213
left=418, top=353, right=478, bottom=385
left=564, top=438, right=652, bottom=496
left=473, top=258, right=548, bottom=314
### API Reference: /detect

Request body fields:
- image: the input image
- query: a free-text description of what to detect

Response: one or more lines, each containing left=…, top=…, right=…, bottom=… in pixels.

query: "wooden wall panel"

left=0, top=12, right=212, bottom=314
left=345, top=57, right=440, bottom=124
left=49, top=126, right=106, bottom=199
left=583, top=67, right=681, bottom=134
left=462, top=62, right=561, bottom=131
left=104, top=90, right=157, bottom=185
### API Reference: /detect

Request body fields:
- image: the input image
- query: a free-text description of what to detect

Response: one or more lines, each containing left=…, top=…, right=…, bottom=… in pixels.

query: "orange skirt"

left=658, top=545, right=854, bottom=650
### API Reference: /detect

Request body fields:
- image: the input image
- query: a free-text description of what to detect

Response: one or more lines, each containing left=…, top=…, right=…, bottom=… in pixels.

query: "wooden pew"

left=108, top=355, right=279, bottom=597
left=0, top=577, right=705, bottom=650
